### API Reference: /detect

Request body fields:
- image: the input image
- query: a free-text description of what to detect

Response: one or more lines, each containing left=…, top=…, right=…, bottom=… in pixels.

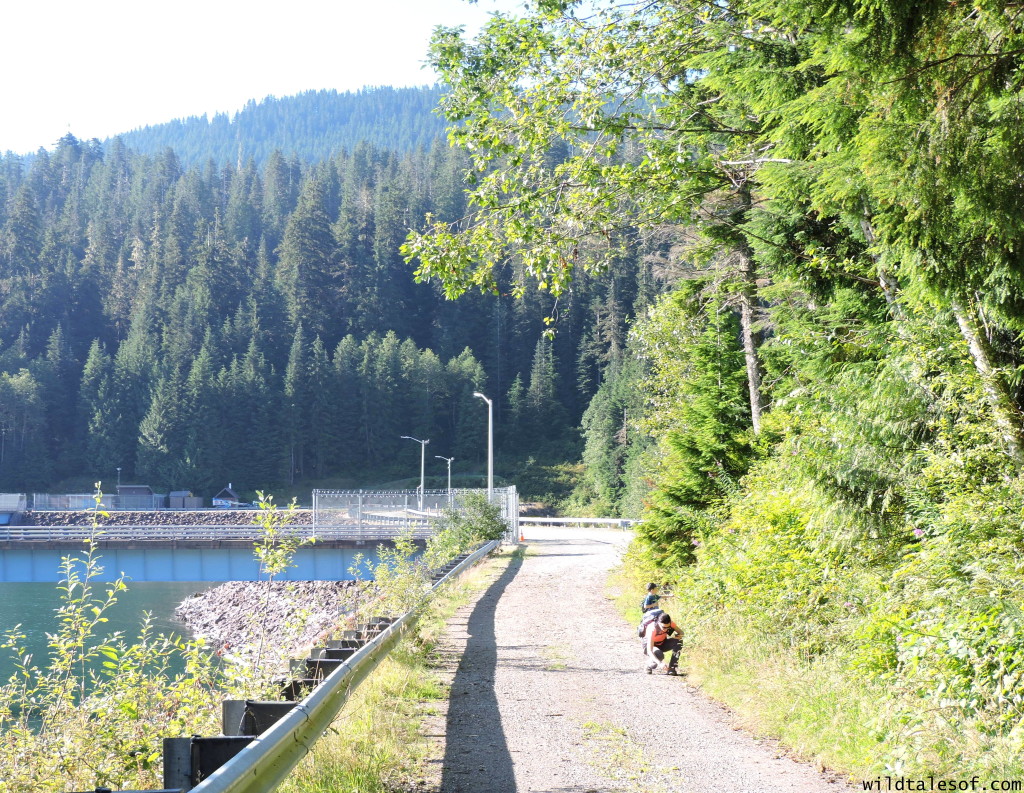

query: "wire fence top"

left=312, top=486, right=519, bottom=541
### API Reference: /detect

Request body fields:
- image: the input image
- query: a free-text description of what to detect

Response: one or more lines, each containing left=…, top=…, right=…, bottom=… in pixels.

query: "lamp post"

left=116, top=467, right=121, bottom=488
left=435, top=455, right=454, bottom=497
left=400, top=435, right=429, bottom=510
left=472, top=392, right=493, bottom=501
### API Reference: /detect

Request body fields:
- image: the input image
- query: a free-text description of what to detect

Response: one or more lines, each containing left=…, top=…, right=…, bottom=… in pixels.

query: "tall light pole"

left=472, top=392, right=493, bottom=501
left=435, top=455, right=454, bottom=496
left=400, top=435, right=429, bottom=510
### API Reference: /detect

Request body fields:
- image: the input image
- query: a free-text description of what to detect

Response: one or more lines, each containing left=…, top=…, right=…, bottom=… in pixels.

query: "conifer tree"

left=282, top=324, right=308, bottom=484
left=0, top=369, right=49, bottom=488
left=136, top=368, right=186, bottom=488
left=634, top=284, right=751, bottom=563
left=180, top=340, right=222, bottom=490
left=78, top=339, right=118, bottom=479
left=523, top=339, right=567, bottom=454
left=276, top=172, right=339, bottom=341
left=579, top=355, right=645, bottom=513
left=34, top=324, right=78, bottom=479
left=446, top=348, right=488, bottom=464
left=332, top=334, right=363, bottom=471
left=306, top=335, right=337, bottom=478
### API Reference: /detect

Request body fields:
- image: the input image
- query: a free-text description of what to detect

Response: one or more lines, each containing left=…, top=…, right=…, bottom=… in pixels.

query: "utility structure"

left=472, top=392, right=494, bottom=501
left=400, top=435, right=429, bottom=511
left=435, top=455, right=454, bottom=497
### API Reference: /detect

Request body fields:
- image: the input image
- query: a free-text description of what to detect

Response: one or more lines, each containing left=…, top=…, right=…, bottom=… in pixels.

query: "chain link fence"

left=31, top=492, right=168, bottom=510
left=312, top=486, right=519, bottom=541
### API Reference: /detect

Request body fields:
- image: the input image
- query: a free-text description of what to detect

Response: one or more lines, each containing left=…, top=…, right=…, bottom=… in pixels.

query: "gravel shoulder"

left=423, top=527, right=855, bottom=793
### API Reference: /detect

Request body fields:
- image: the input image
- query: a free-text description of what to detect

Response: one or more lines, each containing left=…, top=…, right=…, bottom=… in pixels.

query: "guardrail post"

left=163, top=737, right=193, bottom=790
left=164, top=736, right=254, bottom=790
left=222, top=701, right=297, bottom=736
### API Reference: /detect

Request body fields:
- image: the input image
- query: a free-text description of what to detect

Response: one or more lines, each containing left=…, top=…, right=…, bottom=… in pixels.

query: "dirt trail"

left=423, top=527, right=854, bottom=793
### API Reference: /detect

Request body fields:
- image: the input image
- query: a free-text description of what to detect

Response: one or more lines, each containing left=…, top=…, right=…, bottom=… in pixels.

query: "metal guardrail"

left=183, top=538, right=501, bottom=793
left=518, top=516, right=636, bottom=529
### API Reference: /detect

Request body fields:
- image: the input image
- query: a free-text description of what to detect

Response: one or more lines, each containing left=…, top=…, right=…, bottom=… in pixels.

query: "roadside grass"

left=279, top=545, right=518, bottom=793
left=683, top=613, right=884, bottom=776
left=605, top=565, right=645, bottom=627
left=278, top=649, right=444, bottom=793
left=684, top=614, right=1024, bottom=780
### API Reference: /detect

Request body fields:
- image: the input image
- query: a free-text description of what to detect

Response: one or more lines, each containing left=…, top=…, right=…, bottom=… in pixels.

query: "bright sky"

left=1, top=0, right=523, bottom=154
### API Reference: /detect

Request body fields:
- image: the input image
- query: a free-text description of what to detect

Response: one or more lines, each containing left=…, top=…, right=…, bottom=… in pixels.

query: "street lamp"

left=400, top=435, right=429, bottom=510
left=116, top=467, right=121, bottom=488
left=472, top=392, right=493, bottom=501
left=435, top=455, right=454, bottom=496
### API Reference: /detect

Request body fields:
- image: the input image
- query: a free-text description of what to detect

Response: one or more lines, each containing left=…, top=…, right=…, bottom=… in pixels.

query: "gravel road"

left=423, top=526, right=854, bottom=793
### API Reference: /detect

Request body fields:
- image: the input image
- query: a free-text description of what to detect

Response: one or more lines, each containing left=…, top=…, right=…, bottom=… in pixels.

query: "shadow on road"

left=441, top=550, right=525, bottom=792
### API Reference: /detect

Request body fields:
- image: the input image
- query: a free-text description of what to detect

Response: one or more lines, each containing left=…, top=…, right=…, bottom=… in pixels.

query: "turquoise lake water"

left=0, top=580, right=210, bottom=684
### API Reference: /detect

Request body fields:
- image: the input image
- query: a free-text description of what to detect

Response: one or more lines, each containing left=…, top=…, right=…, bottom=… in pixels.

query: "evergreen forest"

left=110, top=87, right=450, bottom=167
left=0, top=111, right=655, bottom=495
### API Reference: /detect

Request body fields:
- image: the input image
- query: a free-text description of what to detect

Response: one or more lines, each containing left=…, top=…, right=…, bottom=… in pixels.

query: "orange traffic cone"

left=519, top=527, right=525, bottom=542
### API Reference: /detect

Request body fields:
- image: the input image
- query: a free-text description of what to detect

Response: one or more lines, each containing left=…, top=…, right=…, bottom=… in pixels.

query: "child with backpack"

left=641, top=582, right=662, bottom=613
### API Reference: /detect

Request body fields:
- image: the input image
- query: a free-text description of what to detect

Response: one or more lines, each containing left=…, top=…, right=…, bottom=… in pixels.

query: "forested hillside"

left=0, top=132, right=655, bottom=494
left=405, top=0, right=1024, bottom=778
left=113, top=87, right=450, bottom=166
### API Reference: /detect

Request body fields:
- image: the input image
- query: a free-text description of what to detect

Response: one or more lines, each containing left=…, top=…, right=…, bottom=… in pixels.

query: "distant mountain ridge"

left=110, top=86, right=449, bottom=166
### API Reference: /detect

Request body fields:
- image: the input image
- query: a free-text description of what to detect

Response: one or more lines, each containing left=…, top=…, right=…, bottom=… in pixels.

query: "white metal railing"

left=0, top=519, right=436, bottom=543
left=518, top=516, right=635, bottom=529
left=187, top=538, right=501, bottom=793
left=3, top=488, right=521, bottom=544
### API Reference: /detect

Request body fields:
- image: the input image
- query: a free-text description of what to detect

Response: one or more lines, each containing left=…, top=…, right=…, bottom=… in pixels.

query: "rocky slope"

left=175, top=579, right=378, bottom=666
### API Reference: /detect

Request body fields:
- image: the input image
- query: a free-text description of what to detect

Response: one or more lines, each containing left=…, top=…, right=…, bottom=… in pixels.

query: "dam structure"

left=0, top=488, right=519, bottom=583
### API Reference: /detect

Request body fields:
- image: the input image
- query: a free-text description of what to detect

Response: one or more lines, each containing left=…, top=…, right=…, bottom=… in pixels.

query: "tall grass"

left=683, top=613, right=885, bottom=774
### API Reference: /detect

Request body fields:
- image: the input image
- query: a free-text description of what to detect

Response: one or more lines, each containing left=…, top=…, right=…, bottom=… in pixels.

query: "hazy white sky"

left=1, top=0, right=522, bottom=154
